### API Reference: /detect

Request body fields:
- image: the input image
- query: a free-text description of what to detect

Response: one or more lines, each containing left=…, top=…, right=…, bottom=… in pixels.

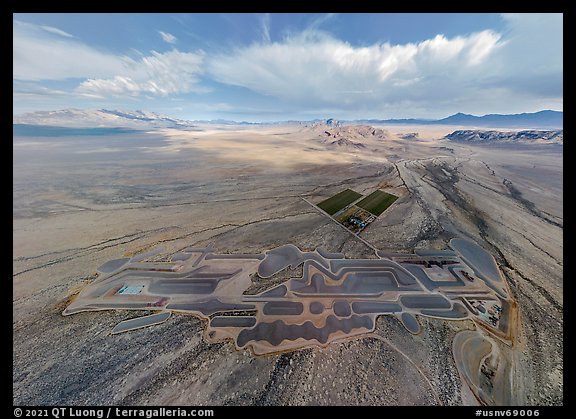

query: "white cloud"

left=14, top=21, right=205, bottom=98
left=77, top=50, right=206, bottom=97
left=307, top=13, right=337, bottom=31
left=260, top=14, right=271, bottom=43
left=13, top=20, right=134, bottom=81
left=207, top=13, right=561, bottom=117
left=208, top=29, right=502, bottom=107
left=13, top=81, right=68, bottom=97
left=13, top=14, right=562, bottom=118
left=40, top=25, right=75, bottom=38
left=158, top=30, right=177, bottom=44
left=494, top=14, right=562, bottom=92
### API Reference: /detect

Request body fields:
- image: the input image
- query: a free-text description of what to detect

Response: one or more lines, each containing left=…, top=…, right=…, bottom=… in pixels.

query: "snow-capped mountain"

left=13, top=108, right=197, bottom=129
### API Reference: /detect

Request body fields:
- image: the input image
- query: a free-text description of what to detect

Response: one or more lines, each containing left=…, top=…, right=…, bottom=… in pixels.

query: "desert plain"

left=13, top=122, right=562, bottom=405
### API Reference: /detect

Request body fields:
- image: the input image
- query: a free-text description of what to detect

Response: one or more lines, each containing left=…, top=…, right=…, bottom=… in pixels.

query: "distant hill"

left=13, top=108, right=563, bottom=130
left=356, top=118, right=435, bottom=125
left=307, top=121, right=391, bottom=151
left=445, top=129, right=563, bottom=144
left=436, top=110, right=563, bottom=129
left=354, top=110, right=563, bottom=129
left=12, top=108, right=199, bottom=129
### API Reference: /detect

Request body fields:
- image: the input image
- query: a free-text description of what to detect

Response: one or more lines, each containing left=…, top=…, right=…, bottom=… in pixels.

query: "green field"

left=317, top=189, right=363, bottom=215
left=356, top=190, right=398, bottom=216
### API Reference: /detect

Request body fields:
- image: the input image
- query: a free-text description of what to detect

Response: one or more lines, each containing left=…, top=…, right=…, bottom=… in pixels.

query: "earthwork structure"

left=65, top=238, right=517, bottom=404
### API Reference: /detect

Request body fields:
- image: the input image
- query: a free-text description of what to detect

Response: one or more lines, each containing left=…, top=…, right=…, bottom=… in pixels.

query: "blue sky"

left=13, top=13, right=563, bottom=121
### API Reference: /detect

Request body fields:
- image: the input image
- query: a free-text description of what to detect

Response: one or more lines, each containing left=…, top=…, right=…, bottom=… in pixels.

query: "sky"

left=13, top=13, right=563, bottom=122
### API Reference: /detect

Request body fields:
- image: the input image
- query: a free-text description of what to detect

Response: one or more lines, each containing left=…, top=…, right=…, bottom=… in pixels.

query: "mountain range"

left=12, top=109, right=198, bottom=130
left=352, top=110, right=563, bottom=129
left=445, top=129, right=563, bottom=144
left=13, top=109, right=563, bottom=130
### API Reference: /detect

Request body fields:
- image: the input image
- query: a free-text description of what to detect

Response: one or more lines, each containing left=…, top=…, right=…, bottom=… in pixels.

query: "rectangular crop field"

left=317, top=189, right=363, bottom=215
left=356, top=190, right=398, bottom=216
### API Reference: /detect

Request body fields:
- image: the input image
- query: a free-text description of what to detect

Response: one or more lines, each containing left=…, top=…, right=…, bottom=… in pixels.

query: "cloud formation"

left=260, top=14, right=271, bottom=43
left=39, top=25, right=75, bottom=38
left=77, top=50, right=205, bottom=97
left=158, top=30, right=177, bottom=44
left=13, top=20, right=130, bottom=81
left=12, top=14, right=562, bottom=118
left=205, top=14, right=561, bottom=116
left=207, top=29, right=508, bottom=114
left=14, top=21, right=205, bottom=98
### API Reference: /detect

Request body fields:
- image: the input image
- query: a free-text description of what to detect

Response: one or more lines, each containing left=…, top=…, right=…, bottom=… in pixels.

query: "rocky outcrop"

left=329, top=138, right=366, bottom=149
left=446, top=130, right=563, bottom=144
left=317, top=124, right=390, bottom=149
